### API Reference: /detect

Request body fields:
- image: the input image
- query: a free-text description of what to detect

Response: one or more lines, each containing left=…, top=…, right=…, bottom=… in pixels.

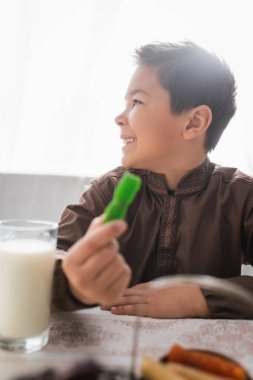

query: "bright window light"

left=0, top=0, right=252, bottom=176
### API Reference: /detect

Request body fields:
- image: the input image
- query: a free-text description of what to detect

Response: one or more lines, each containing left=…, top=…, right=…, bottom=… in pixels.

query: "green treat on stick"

left=103, top=172, right=142, bottom=223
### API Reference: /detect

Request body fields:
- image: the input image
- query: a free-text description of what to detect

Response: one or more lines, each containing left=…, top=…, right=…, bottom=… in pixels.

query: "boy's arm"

left=102, top=282, right=209, bottom=318
left=102, top=277, right=253, bottom=319
left=52, top=182, right=105, bottom=311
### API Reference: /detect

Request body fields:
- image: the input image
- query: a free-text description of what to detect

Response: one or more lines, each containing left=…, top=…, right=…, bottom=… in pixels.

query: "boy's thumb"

left=87, top=215, right=104, bottom=231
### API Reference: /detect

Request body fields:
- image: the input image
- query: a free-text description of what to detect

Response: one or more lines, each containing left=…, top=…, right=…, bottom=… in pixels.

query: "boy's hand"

left=101, top=282, right=209, bottom=318
left=62, top=216, right=131, bottom=305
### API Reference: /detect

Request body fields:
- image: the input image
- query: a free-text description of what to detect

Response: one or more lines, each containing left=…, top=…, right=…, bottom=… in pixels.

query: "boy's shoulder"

left=212, top=163, right=253, bottom=186
left=91, top=166, right=127, bottom=186
left=91, top=166, right=146, bottom=187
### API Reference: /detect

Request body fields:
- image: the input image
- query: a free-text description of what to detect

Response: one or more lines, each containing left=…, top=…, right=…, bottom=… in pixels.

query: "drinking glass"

left=0, top=219, right=57, bottom=353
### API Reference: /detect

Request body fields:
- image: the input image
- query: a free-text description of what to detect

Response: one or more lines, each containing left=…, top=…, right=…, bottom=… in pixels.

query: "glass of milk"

left=0, top=219, right=57, bottom=353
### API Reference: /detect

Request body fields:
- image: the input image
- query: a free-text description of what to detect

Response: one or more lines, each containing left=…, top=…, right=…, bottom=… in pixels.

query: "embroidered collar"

left=132, top=158, right=214, bottom=196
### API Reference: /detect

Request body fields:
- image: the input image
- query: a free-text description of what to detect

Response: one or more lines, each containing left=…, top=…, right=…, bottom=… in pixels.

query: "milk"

left=0, top=239, right=55, bottom=339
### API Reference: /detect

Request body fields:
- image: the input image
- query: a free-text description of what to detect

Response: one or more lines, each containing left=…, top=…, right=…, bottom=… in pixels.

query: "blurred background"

left=0, top=0, right=252, bottom=177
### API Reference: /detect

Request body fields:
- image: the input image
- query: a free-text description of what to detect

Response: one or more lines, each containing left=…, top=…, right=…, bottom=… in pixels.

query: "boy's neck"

left=162, top=154, right=208, bottom=191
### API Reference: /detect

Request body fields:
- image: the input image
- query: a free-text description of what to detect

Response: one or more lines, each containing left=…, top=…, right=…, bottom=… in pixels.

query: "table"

left=1, top=307, right=253, bottom=379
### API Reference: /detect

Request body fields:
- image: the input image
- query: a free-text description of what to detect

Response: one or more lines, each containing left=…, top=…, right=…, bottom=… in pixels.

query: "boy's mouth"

left=122, top=137, right=137, bottom=146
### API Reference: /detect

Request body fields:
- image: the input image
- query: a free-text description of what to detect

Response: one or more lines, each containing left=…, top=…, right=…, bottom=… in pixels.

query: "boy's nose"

left=115, top=112, right=126, bottom=127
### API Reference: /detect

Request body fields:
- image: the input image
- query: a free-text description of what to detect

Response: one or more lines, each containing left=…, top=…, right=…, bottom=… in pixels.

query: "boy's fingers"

left=102, top=295, right=144, bottom=309
left=96, top=266, right=132, bottom=305
left=86, top=220, right=127, bottom=250
left=67, top=220, right=127, bottom=263
left=122, top=283, right=149, bottom=296
left=88, top=215, right=104, bottom=231
left=71, top=242, right=121, bottom=285
left=111, top=304, right=145, bottom=316
left=65, top=251, right=131, bottom=305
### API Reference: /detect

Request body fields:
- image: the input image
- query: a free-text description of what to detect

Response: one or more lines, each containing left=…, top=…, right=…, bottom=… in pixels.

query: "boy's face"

left=115, top=65, right=189, bottom=171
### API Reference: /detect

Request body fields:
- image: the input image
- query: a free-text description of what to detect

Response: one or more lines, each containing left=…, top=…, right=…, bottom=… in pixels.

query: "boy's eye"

left=132, top=99, right=143, bottom=107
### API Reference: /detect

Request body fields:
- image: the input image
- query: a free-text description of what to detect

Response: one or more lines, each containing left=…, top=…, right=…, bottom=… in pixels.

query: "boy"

left=53, top=41, right=253, bottom=319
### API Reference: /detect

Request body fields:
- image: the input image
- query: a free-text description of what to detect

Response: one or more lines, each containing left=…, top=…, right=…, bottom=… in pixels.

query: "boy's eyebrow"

left=125, top=88, right=149, bottom=98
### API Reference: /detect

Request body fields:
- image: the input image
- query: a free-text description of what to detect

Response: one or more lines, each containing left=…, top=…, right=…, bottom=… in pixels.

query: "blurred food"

left=13, top=358, right=131, bottom=380
left=141, top=356, right=188, bottom=380
left=14, top=359, right=101, bottom=380
left=141, top=344, right=250, bottom=380
left=141, top=356, right=236, bottom=380
left=167, top=344, right=247, bottom=380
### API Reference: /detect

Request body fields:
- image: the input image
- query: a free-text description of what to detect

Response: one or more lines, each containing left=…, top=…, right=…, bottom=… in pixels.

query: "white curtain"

left=0, top=0, right=252, bottom=177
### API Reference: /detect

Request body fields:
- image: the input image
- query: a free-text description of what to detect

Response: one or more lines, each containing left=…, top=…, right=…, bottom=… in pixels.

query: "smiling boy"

left=54, top=41, right=253, bottom=319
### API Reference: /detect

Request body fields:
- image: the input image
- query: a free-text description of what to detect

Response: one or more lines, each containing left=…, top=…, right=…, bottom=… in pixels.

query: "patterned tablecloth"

left=1, top=307, right=253, bottom=379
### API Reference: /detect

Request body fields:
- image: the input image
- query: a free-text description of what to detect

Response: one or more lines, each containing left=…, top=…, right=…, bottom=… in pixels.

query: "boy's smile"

left=115, top=65, right=189, bottom=173
left=122, top=137, right=137, bottom=148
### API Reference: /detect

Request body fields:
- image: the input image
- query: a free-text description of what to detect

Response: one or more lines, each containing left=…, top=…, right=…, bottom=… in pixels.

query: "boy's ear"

left=183, top=105, right=212, bottom=140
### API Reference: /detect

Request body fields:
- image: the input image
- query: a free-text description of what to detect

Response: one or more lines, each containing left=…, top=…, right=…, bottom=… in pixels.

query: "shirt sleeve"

left=201, top=276, right=253, bottom=319
left=52, top=182, right=110, bottom=311
left=57, top=182, right=109, bottom=252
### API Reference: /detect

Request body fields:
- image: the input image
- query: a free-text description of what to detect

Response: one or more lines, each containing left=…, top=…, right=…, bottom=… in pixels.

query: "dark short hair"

left=134, top=41, right=237, bottom=152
